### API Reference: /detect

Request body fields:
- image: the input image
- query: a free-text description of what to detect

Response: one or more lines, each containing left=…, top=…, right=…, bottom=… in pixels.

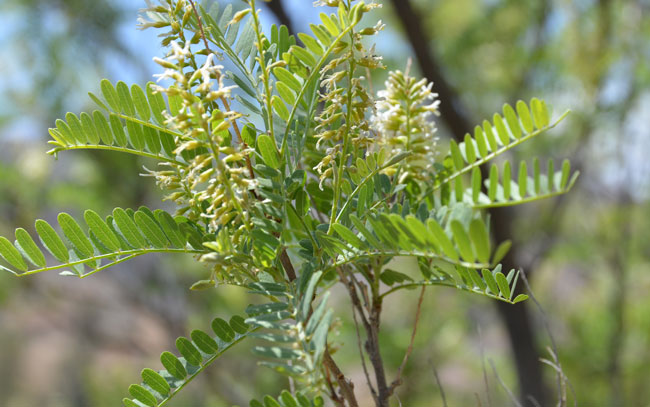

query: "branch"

left=388, top=286, right=425, bottom=395
left=323, top=348, right=359, bottom=407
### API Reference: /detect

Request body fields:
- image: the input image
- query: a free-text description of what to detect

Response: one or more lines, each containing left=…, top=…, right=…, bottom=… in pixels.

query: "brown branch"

left=349, top=278, right=378, bottom=402
left=324, top=362, right=346, bottom=407
left=389, top=286, right=425, bottom=395
left=323, top=348, right=359, bottom=407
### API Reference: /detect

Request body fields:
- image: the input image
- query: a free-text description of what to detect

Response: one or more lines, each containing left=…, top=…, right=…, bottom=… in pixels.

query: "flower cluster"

left=312, top=15, right=384, bottom=187
left=145, top=38, right=254, bottom=239
left=371, top=69, right=440, bottom=184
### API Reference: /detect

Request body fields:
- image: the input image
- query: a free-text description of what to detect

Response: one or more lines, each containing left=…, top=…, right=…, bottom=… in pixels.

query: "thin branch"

left=324, top=363, right=345, bottom=407
left=351, top=298, right=378, bottom=402
left=431, top=360, right=449, bottom=407
left=389, top=286, right=426, bottom=394
left=519, top=270, right=577, bottom=407
left=488, top=359, right=523, bottom=407
left=323, top=348, right=359, bottom=407
left=477, top=326, right=492, bottom=407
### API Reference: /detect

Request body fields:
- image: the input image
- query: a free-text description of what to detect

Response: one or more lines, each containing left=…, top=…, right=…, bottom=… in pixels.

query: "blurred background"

left=0, top=0, right=649, bottom=406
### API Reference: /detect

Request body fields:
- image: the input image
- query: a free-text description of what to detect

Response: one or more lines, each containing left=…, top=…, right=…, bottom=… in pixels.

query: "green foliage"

left=123, top=315, right=253, bottom=407
left=0, top=0, right=578, bottom=405
left=0, top=207, right=203, bottom=278
left=248, top=390, right=324, bottom=407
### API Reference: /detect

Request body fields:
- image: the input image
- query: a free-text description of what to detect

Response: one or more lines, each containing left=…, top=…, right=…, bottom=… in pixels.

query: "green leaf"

left=518, top=160, right=528, bottom=198
left=101, top=79, right=121, bottom=112
left=301, top=271, right=322, bottom=321
left=531, top=98, right=549, bottom=129
left=380, top=269, right=414, bottom=286
left=212, top=317, right=235, bottom=342
left=272, top=95, right=290, bottom=121
left=93, top=111, right=113, bottom=145
left=449, top=139, right=464, bottom=170
left=332, top=223, right=364, bottom=249
left=131, top=84, right=151, bottom=121
left=176, top=337, right=203, bottom=366
left=426, top=219, right=458, bottom=261
left=35, top=219, right=69, bottom=262
left=80, top=112, right=99, bottom=144
left=560, top=159, right=571, bottom=189
left=503, top=161, right=512, bottom=200
left=154, top=210, right=186, bottom=248
left=66, top=113, right=87, bottom=144
left=141, top=368, right=170, bottom=396
left=492, top=240, right=511, bottom=265
left=109, top=114, right=128, bottom=147
left=503, top=103, right=522, bottom=139
left=276, top=81, right=297, bottom=105
left=160, top=351, right=187, bottom=380
left=128, top=384, right=157, bottom=407
left=516, top=100, right=534, bottom=133
left=0, top=236, right=28, bottom=271
left=305, top=293, right=330, bottom=335
left=84, top=210, right=120, bottom=252
left=474, top=125, right=488, bottom=157
left=495, top=272, right=512, bottom=299
left=122, top=398, right=140, bottom=407
left=257, top=134, right=281, bottom=169
left=273, top=67, right=302, bottom=92
left=471, top=167, right=481, bottom=203
left=230, top=315, right=250, bottom=335
left=134, top=211, right=168, bottom=248
left=116, top=81, right=135, bottom=116
left=469, top=219, right=490, bottom=264
left=280, top=390, right=299, bottom=407
left=450, top=220, right=475, bottom=263
left=146, top=82, right=167, bottom=125
left=58, top=213, right=94, bottom=258
left=513, top=294, right=529, bottom=304
left=482, top=269, right=499, bottom=295
left=253, top=346, right=302, bottom=360
left=463, top=133, right=476, bottom=163
left=191, top=330, right=219, bottom=354
left=15, top=228, right=46, bottom=267
left=190, top=279, right=215, bottom=290
left=113, top=208, right=147, bottom=249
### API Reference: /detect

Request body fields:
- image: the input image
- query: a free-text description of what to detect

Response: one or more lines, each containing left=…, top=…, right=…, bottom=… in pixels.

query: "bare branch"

left=488, top=359, right=523, bottom=407
left=389, top=286, right=426, bottom=394
left=351, top=298, right=378, bottom=402
left=324, top=348, right=359, bottom=407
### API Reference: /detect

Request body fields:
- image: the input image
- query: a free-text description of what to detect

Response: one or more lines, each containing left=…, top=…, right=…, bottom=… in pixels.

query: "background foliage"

left=0, top=0, right=648, bottom=406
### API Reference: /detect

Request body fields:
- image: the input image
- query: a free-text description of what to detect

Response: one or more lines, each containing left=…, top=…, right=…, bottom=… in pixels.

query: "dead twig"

left=389, top=286, right=426, bottom=394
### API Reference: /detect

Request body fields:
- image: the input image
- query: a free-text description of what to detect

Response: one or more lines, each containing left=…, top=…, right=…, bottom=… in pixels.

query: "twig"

left=351, top=298, right=378, bottom=402
left=518, top=270, right=576, bottom=407
left=430, top=358, right=448, bottom=407
left=324, top=348, right=359, bottom=407
left=389, top=286, right=426, bottom=394
left=324, top=362, right=345, bottom=407
left=477, top=326, right=492, bottom=407
left=488, top=359, right=523, bottom=407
